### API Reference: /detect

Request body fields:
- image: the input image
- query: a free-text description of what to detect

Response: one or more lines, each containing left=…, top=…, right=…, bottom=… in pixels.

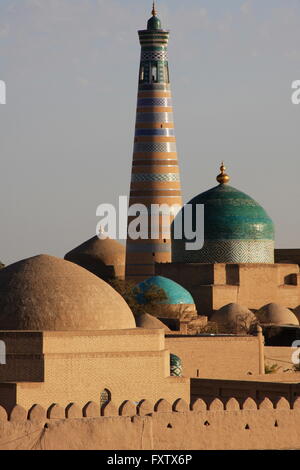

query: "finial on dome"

left=147, top=2, right=162, bottom=30
left=98, top=225, right=107, bottom=239
left=216, top=162, right=230, bottom=184
left=152, top=1, right=157, bottom=16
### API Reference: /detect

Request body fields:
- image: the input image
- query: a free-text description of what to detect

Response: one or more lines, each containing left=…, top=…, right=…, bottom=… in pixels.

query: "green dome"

left=170, top=354, right=183, bottom=377
left=135, top=276, right=194, bottom=305
left=172, top=183, right=275, bottom=264
left=147, top=15, right=162, bottom=30
left=190, top=184, right=274, bottom=241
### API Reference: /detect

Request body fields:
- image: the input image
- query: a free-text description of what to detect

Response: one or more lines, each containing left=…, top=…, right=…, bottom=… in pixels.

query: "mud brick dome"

left=64, top=235, right=125, bottom=280
left=210, top=303, right=257, bottom=332
left=136, top=312, right=170, bottom=331
left=256, top=303, right=299, bottom=326
left=0, top=254, right=135, bottom=331
left=172, top=165, right=275, bottom=264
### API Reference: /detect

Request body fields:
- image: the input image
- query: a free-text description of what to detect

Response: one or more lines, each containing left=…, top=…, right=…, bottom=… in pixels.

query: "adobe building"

left=155, top=164, right=300, bottom=319
left=0, top=255, right=189, bottom=412
left=65, top=235, right=125, bottom=281
left=156, top=260, right=300, bottom=318
left=0, top=3, right=268, bottom=423
left=0, top=4, right=300, bottom=450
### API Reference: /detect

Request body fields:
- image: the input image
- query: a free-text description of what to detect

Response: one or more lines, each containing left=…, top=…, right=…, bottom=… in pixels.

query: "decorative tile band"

left=136, top=112, right=174, bottom=123
left=139, top=41, right=169, bottom=47
left=135, top=129, right=175, bottom=137
left=172, top=239, right=275, bottom=264
left=141, top=46, right=167, bottom=51
left=139, top=40, right=169, bottom=46
left=133, top=160, right=179, bottom=167
left=131, top=188, right=181, bottom=191
left=131, top=173, right=180, bottom=182
left=137, top=98, right=172, bottom=107
left=134, top=142, right=177, bottom=153
left=138, top=31, right=169, bottom=39
left=141, top=50, right=168, bottom=61
left=138, top=84, right=171, bottom=91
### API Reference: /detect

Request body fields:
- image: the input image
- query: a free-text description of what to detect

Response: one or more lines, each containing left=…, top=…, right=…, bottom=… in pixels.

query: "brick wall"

left=0, top=329, right=190, bottom=410
left=165, top=335, right=260, bottom=378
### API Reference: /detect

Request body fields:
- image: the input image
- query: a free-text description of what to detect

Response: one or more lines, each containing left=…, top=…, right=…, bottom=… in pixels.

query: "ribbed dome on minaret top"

left=147, top=2, right=162, bottom=30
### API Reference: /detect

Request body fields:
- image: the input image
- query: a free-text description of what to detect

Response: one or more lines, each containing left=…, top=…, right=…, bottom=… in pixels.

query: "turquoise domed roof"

left=171, top=165, right=275, bottom=264
left=188, top=183, right=274, bottom=241
left=135, top=276, right=194, bottom=305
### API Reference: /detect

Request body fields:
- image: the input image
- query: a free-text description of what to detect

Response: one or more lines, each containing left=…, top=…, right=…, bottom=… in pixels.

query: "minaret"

left=125, top=3, right=183, bottom=281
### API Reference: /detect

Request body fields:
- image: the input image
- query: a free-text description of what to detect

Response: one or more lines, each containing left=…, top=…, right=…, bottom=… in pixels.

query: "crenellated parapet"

left=1, top=396, right=300, bottom=449
left=0, top=395, right=299, bottom=422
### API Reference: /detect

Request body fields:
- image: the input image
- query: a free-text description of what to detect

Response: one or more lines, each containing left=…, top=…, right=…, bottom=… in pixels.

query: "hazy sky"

left=0, top=0, right=300, bottom=265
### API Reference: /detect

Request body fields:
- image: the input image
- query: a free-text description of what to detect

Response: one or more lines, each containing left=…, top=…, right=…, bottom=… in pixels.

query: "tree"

left=265, top=362, right=280, bottom=374
left=108, top=279, right=167, bottom=318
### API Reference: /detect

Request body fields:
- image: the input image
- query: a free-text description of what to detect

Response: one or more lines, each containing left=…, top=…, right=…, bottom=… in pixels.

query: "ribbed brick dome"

left=0, top=255, right=135, bottom=331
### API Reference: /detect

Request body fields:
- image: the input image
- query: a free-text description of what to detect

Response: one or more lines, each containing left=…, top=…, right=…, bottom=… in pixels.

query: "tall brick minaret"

left=125, top=3, right=183, bottom=281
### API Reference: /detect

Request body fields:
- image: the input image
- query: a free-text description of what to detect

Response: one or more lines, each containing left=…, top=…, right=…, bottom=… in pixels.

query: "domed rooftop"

left=135, top=276, right=194, bottom=305
left=256, top=303, right=299, bottom=326
left=172, top=164, right=275, bottom=263
left=64, top=235, right=125, bottom=280
left=0, top=255, right=135, bottom=331
left=136, top=313, right=170, bottom=332
left=190, top=184, right=274, bottom=241
left=211, top=303, right=257, bottom=332
left=147, top=2, right=162, bottom=30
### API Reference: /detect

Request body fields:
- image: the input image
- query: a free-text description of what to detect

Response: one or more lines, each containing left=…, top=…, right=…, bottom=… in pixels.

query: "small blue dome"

left=147, top=15, right=162, bottom=30
left=135, top=276, right=194, bottom=305
left=170, top=354, right=183, bottom=377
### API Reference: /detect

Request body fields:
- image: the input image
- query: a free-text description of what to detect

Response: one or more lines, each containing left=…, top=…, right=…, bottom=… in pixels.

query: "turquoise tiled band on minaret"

left=125, top=4, right=183, bottom=281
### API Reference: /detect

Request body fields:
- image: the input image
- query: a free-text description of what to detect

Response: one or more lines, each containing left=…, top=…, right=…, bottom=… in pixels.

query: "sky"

left=0, top=0, right=300, bottom=265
